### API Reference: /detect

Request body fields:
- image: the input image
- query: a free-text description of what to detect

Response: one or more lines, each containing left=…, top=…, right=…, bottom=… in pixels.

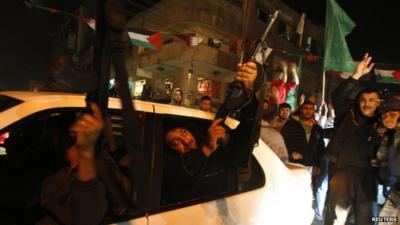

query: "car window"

left=0, top=109, right=77, bottom=224
left=0, top=108, right=154, bottom=224
left=160, top=116, right=265, bottom=208
left=0, top=95, right=22, bottom=113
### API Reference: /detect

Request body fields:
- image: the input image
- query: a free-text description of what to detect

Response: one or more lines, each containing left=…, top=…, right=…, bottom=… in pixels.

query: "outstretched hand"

left=352, top=53, right=374, bottom=80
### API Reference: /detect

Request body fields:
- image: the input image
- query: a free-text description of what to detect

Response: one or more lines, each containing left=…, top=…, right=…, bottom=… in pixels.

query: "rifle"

left=90, top=0, right=148, bottom=216
left=215, top=11, right=279, bottom=146
left=210, top=11, right=279, bottom=183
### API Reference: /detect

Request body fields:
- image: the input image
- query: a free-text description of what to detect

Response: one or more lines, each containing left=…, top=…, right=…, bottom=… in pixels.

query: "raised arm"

left=331, top=53, right=374, bottom=123
left=281, top=61, right=288, bottom=83
left=68, top=103, right=107, bottom=225
left=235, top=61, right=258, bottom=90
left=289, top=62, right=299, bottom=85
left=69, top=103, right=104, bottom=181
left=229, top=61, right=261, bottom=170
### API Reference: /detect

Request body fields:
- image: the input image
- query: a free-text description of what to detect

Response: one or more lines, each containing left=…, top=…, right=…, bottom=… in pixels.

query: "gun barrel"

left=251, top=10, right=279, bottom=59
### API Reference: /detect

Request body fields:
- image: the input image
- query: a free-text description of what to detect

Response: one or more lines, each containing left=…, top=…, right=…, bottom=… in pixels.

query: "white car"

left=0, top=91, right=314, bottom=225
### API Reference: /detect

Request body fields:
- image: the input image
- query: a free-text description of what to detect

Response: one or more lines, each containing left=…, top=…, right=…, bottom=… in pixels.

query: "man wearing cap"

left=325, top=53, right=381, bottom=225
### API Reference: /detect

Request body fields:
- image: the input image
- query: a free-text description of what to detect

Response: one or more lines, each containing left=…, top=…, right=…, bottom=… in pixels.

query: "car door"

left=0, top=106, right=158, bottom=225
left=126, top=113, right=267, bottom=225
left=0, top=108, right=82, bottom=224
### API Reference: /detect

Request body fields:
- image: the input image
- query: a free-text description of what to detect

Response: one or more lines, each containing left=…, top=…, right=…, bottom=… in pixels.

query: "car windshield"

left=0, top=95, right=22, bottom=113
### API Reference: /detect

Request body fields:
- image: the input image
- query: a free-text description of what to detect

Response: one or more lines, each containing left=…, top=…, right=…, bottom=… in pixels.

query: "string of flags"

left=374, top=69, right=400, bottom=84
left=25, top=1, right=400, bottom=84
left=24, top=1, right=96, bottom=30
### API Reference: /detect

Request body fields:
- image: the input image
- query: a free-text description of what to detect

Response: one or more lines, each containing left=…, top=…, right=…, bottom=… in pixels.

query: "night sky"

left=0, top=0, right=73, bottom=90
left=1, top=0, right=399, bottom=90
left=282, top=0, right=400, bottom=65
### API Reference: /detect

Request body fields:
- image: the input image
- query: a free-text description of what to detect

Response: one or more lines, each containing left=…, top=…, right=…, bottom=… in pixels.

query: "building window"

left=197, top=77, right=221, bottom=99
left=258, top=10, right=269, bottom=23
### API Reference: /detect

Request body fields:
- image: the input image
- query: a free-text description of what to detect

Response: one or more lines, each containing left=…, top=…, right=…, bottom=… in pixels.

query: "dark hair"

left=360, top=87, right=379, bottom=94
left=380, top=96, right=400, bottom=114
left=278, top=103, right=291, bottom=110
left=301, top=100, right=315, bottom=107
left=356, top=87, right=379, bottom=103
left=353, top=87, right=380, bottom=116
left=163, top=118, right=207, bottom=148
left=200, top=95, right=212, bottom=102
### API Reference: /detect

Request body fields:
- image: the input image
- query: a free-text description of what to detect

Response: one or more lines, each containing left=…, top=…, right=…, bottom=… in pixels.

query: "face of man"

left=173, top=91, right=183, bottom=104
left=165, top=128, right=197, bottom=154
left=200, top=99, right=212, bottom=112
left=359, top=92, right=380, bottom=117
left=278, top=107, right=291, bottom=120
left=381, top=110, right=400, bottom=129
left=301, top=104, right=315, bottom=120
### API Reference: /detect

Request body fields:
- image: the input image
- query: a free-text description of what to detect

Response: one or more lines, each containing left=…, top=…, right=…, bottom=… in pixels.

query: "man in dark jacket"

left=325, top=53, right=381, bottom=225
left=281, top=100, right=326, bottom=219
left=281, top=101, right=325, bottom=168
left=39, top=103, right=108, bottom=225
left=162, top=61, right=260, bottom=203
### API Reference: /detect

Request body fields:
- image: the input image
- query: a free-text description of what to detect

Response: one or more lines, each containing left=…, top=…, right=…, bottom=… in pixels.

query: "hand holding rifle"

left=235, top=61, right=258, bottom=90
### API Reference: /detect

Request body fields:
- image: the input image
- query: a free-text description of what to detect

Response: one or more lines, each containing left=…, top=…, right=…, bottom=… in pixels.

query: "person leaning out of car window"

left=165, top=61, right=258, bottom=157
left=38, top=103, right=107, bottom=225
left=162, top=61, right=258, bottom=202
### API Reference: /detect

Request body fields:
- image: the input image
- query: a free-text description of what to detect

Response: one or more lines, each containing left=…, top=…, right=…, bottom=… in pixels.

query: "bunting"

left=174, top=33, right=204, bottom=46
left=25, top=1, right=95, bottom=30
left=375, top=69, right=400, bottom=84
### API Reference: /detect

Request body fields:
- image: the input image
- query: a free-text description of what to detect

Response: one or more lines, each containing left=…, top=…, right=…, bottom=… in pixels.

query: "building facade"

left=126, top=0, right=325, bottom=106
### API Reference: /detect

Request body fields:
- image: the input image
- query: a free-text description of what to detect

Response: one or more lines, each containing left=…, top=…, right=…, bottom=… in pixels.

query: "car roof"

left=0, top=91, right=214, bottom=130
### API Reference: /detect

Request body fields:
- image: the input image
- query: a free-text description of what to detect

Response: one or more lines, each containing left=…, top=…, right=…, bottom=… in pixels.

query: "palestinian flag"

left=375, top=69, right=400, bottom=84
left=128, top=28, right=162, bottom=49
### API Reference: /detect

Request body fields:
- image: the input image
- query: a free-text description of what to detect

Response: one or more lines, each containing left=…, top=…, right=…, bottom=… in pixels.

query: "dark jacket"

left=281, top=116, right=325, bottom=166
left=377, top=128, right=400, bottom=185
left=162, top=146, right=235, bottom=204
left=327, top=77, right=380, bottom=169
left=162, top=94, right=260, bottom=204
left=38, top=169, right=107, bottom=225
left=388, top=127, right=400, bottom=177
left=38, top=151, right=128, bottom=225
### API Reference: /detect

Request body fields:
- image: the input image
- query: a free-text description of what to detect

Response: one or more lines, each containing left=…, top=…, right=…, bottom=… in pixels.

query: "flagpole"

left=322, top=71, right=326, bottom=104
left=294, top=55, right=303, bottom=108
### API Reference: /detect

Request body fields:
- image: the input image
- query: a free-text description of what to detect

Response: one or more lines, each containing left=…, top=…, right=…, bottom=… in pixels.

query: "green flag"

left=323, top=0, right=356, bottom=72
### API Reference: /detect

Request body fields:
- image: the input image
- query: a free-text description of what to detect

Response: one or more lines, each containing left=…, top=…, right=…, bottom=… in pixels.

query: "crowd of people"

left=261, top=53, right=400, bottom=225
left=14, top=53, right=399, bottom=225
